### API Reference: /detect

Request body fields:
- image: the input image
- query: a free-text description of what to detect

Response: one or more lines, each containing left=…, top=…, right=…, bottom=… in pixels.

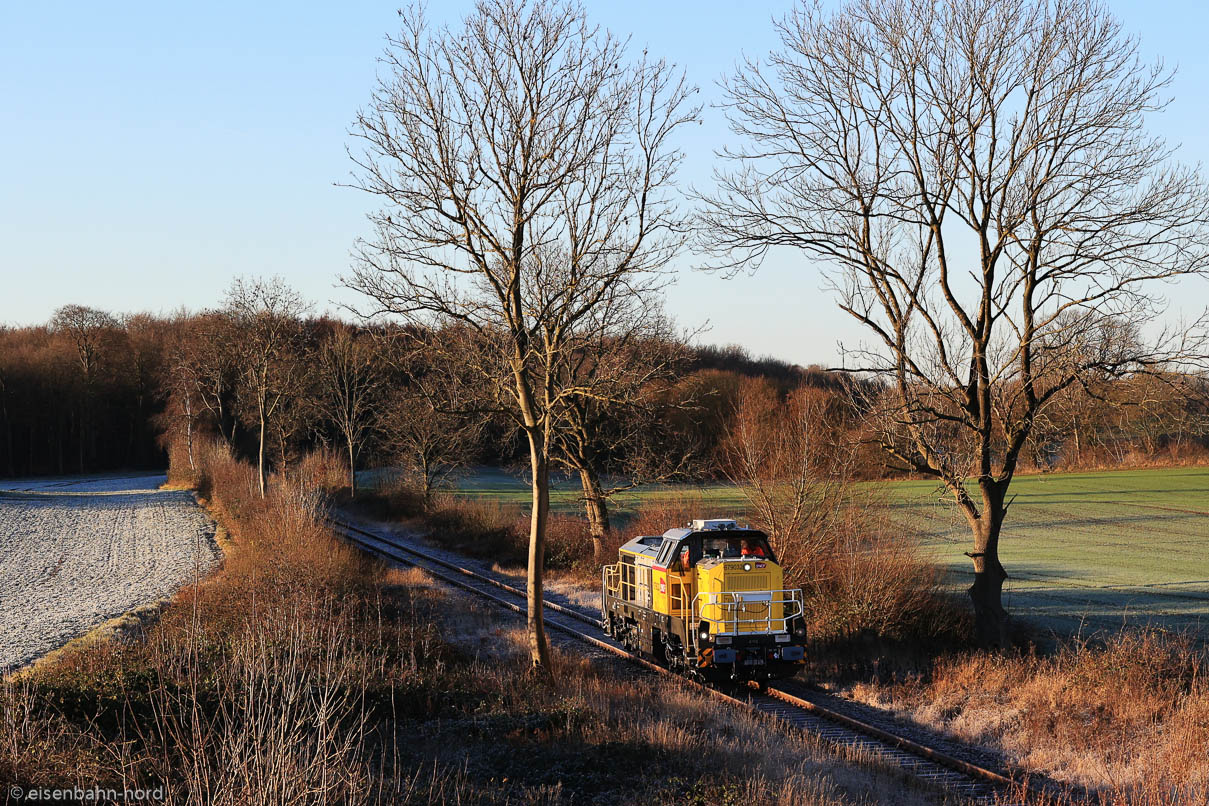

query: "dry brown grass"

left=797, top=502, right=969, bottom=647
left=623, top=491, right=719, bottom=537
left=289, top=445, right=350, bottom=494
left=1017, top=442, right=1209, bottom=475
left=848, top=629, right=1209, bottom=803
left=2, top=443, right=978, bottom=804
left=366, top=490, right=607, bottom=580
left=380, top=589, right=951, bottom=806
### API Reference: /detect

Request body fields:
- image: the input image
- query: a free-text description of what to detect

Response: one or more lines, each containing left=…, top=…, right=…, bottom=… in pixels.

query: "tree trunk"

left=77, top=407, right=85, bottom=474
left=578, top=467, right=611, bottom=565
left=184, top=394, right=196, bottom=473
left=257, top=413, right=267, bottom=497
left=1, top=403, right=13, bottom=477
left=347, top=434, right=357, bottom=498
left=966, top=487, right=1010, bottom=648
left=525, top=428, right=551, bottom=671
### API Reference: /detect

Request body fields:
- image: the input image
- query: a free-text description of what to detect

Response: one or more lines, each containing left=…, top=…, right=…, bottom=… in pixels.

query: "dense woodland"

left=3, top=292, right=1207, bottom=487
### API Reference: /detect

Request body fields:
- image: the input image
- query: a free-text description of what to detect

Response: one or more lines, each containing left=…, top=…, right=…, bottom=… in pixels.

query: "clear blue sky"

left=3, top=1, right=1208, bottom=366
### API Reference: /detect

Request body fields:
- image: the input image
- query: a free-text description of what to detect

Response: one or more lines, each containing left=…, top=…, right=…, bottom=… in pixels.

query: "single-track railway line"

left=327, top=515, right=1058, bottom=804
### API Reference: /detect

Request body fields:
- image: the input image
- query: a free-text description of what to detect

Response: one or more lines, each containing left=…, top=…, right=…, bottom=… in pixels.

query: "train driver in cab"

left=740, top=538, right=766, bottom=558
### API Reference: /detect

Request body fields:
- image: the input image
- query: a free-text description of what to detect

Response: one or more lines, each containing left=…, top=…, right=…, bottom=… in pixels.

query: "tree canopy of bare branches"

left=313, top=326, right=383, bottom=498
left=51, top=304, right=120, bottom=472
left=698, top=0, right=1209, bottom=646
left=223, top=277, right=311, bottom=497
left=721, top=381, right=852, bottom=580
left=345, top=0, right=699, bottom=668
left=548, top=309, right=698, bottom=564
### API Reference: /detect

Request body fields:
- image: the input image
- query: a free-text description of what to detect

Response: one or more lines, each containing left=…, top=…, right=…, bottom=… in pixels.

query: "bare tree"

left=549, top=313, right=696, bottom=564
left=721, top=379, right=852, bottom=582
left=224, top=278, right=310, bottom=497
left=313, top=326, right=383, bottom=498
left=161, top=314, right=205, bottom=475
left=383, top=383, right=482, bottom=503
left=699, top=0, right=1209, bottom=645
left=346, top=0, right=698, bottom=669
left=51, top=304, right=119, bottom=472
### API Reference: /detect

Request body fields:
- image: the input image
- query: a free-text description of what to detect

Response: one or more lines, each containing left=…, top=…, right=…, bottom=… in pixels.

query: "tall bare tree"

left=699, top=0, right=1209, bottom=645
left=313, top=326, right=383, bottom=498
left=224, top=278, right=310, bottom=497
left=379, top=342, right=484, bottom=503
left=346, top=0, right=698, bottom=668
left=161, top=313, right=205, bottom=475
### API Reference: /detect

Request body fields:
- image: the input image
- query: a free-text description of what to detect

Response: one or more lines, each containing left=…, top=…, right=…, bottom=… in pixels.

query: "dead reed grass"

left=381, top=590, right=948, bottom=806
left=2, top=441, right=404, bottom=802
left=359, top=489, right=606, bottom=579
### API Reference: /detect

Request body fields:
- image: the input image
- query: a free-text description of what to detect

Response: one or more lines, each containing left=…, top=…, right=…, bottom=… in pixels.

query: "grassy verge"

left=846, top=629, right=1209, bottom=804
left=373, top=567, right=949, bottom=805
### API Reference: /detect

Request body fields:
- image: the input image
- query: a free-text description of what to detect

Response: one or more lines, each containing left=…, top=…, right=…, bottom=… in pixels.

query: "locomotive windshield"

left=701, top=534, right=774, bottom=561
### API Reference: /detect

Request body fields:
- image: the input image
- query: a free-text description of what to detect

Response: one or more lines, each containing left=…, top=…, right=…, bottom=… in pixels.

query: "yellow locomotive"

left=602, top=519, right=806, bottom=682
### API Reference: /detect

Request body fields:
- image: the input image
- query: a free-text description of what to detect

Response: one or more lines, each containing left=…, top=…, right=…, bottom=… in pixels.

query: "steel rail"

left=326, top=515, right=1024, bottom=803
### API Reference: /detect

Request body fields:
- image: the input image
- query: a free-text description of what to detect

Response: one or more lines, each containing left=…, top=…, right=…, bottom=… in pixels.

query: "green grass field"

left=420, top=465, right=1209, bottom=640
left=886, top=468, right=1209, bottom=640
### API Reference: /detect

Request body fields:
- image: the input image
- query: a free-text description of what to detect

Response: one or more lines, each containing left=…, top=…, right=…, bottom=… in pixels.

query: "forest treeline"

left=3, top=286, right=1207, bottom=489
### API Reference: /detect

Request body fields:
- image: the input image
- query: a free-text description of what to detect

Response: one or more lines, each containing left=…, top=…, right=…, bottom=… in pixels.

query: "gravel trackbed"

left=0, top=473, right=220, bottom=672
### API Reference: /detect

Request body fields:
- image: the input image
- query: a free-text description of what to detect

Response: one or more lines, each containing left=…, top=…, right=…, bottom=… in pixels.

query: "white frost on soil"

left=0, top=472, right=168, bottom=493
left=0, top=477, right=220, bottom=672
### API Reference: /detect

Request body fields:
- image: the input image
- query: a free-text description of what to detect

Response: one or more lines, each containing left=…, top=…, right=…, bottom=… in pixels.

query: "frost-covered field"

left=0, top=476, right=220, bottom=672
left=0, top=472, right=168, bottom=493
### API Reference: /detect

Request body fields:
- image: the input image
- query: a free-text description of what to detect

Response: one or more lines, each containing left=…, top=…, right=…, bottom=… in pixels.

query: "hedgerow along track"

left=327, top=515, right=1066, bottom=805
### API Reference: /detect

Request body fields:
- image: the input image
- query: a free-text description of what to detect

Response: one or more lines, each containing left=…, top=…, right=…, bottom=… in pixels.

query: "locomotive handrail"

left=602, top=564, right=621, bottom=601
left=602, top=563, right=648, bottom=607
left=691, top=589, right=804, bottom=648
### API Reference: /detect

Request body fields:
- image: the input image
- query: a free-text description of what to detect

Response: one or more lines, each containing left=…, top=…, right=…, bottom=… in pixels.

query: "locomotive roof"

left=618, top=534, right=663, bottom=559
left=660, top=525, right=767, bottom=541
left=620, top=523, right=768, bottom=557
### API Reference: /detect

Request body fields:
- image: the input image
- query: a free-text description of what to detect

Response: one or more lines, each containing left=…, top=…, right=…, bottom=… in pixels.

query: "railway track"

left=326, top=515, right=1039, bottom=804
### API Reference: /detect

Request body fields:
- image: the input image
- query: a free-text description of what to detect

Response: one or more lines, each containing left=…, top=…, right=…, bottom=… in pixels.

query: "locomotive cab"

left=603, top=519, right=806, bottom=683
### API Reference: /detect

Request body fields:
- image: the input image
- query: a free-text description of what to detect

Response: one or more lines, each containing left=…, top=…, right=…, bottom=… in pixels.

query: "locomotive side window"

left=656, top=539, right=676, bottom=567
left=620, top=557, right=635, bottom=600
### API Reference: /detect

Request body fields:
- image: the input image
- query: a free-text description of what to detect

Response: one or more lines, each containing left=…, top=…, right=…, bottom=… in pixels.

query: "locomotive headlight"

left=792, top=620, right=808, bottom=640
left=698, top=625, right=711, bottom=643
left=742, top=562, right=752, bottom=572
